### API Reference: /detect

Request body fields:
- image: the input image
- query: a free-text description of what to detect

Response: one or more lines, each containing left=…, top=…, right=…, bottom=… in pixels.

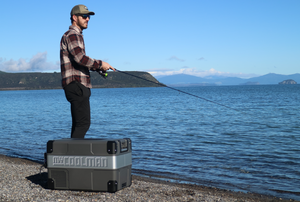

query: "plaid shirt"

left=60, top=25, right=102, bottom=88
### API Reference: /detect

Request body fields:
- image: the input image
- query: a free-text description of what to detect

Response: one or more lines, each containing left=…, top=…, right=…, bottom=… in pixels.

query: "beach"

left=0, top=155, right=295, bottom=202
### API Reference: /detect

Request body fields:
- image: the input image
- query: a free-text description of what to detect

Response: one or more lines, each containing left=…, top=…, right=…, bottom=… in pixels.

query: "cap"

left=71, top=4, right=95, bottom=16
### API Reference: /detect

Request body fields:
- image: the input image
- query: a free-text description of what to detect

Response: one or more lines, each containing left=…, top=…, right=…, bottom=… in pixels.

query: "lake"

left=0, top=85, right=299, bottom=200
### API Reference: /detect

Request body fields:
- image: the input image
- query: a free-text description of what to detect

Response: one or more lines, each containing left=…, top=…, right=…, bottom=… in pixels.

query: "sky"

left=0, top=0, right=299, bottom=78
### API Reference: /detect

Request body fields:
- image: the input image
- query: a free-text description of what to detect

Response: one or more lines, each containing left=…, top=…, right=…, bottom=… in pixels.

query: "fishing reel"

left=97, top=70, right=108, bottom=79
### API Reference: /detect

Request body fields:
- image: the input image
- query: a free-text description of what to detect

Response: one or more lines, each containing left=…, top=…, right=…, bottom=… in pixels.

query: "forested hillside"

left=0, top=71, right=163, bottom=90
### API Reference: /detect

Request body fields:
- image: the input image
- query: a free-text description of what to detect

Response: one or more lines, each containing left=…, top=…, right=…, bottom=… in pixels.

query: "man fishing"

left=60, top=4, right=115, bottom=138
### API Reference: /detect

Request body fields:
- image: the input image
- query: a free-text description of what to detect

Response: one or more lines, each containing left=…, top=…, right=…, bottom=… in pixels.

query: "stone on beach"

left=0, top=155, right=294, bottom=202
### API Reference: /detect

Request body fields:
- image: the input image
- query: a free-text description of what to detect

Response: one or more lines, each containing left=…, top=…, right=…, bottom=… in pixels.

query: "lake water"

left=0, top=85, right=299, bottom=200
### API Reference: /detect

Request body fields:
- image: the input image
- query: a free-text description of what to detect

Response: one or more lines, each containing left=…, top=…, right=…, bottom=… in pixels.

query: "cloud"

left=168, top=56, right=185, bottom=62
left=198, top=57, right=205, bottom=60
left=0, top=52, right=59, bottom=72
left=147, top=67, right=259, bottom=78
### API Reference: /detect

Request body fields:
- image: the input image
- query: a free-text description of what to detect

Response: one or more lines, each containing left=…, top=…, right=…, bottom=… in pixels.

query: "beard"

left=78, top=20, right=88, bottom=30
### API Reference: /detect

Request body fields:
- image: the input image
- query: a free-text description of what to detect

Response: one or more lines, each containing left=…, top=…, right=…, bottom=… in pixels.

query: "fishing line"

left=100, top=69, right=241, bottom=113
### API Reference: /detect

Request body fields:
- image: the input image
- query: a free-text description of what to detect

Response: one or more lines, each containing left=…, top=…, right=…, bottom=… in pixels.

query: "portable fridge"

left=44, top=138, right=132, bottom=193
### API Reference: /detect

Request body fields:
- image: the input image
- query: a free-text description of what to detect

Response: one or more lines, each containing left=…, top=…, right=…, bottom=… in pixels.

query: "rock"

left=278, top=79, right=297, bottom=85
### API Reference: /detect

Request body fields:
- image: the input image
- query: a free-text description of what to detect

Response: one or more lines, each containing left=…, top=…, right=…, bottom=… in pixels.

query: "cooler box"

left=44, top=138, right=132, bottom=193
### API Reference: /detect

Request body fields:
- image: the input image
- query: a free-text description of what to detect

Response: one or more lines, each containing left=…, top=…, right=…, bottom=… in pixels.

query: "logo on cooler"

left=52, top=156, right=108, bottom=168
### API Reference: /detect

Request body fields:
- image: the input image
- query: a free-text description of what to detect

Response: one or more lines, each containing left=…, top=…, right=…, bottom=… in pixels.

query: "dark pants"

left=63, top=81, right=91, bottom=138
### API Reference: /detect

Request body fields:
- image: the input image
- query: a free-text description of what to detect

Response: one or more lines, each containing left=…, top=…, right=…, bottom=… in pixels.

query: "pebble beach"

left=0, top=155, right=296, bottom=202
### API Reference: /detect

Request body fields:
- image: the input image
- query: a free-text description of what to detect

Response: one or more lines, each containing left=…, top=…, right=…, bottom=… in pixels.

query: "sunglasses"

left=77, top=14, right=90, bottom=19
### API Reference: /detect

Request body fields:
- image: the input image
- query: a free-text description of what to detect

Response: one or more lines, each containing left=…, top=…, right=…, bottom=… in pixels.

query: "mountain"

left=157, top=73, right=300, bottom=86
left=156, top=74, right=246, bottom=86
left=0, top=71, right=163, bottom=90
left=155, top=74, right=208, bottom=85
left=245, top=73, right=300, bottom=84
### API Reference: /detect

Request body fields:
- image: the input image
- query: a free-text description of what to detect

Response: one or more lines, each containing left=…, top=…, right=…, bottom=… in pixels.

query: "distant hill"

left=246, top=73, right=300, bottom=84
left=157, top=73, right=300, bottom=86
left=156, top=74, right=246, bottom=86
left=279, top=79, right=297, bottom=85
left=0, top=71, right=163, bottom=90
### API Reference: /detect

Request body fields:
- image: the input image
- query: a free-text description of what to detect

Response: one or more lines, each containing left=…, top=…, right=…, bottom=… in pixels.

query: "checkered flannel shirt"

left=60, top=25, right=102, bottom=88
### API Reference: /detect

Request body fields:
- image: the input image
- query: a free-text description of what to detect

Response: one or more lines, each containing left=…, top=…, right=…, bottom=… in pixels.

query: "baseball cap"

left=71, top=4, right=95, bottom=16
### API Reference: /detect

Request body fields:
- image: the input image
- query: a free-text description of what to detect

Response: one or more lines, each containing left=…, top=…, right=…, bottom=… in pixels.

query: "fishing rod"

left=98, top=69, right=241, bottom=112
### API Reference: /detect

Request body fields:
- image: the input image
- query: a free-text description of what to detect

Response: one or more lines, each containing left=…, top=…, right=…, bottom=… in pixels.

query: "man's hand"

left=101, top=61, right=116, bottom=72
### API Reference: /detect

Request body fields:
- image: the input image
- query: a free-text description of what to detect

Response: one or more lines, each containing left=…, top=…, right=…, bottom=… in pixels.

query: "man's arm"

left=67, top=33, right=115, bottom=72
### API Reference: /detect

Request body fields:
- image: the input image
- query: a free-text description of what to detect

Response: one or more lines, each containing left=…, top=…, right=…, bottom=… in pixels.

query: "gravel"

left=0, top=155, right=295, bottom=202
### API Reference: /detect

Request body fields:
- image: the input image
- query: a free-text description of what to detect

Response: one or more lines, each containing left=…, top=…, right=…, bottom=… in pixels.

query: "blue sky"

left=0, top=0, right=299, bottom=78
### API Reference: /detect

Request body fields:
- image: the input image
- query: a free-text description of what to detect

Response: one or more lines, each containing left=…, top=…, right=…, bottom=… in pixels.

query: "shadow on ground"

left=26, top=172, right=48, bottom=189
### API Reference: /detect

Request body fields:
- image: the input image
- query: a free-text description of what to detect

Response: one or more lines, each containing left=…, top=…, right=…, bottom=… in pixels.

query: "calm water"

left=0, top=85, right=299, bottom=200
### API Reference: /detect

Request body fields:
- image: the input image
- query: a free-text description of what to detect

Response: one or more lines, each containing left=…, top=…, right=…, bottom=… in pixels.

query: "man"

left=60, top=4, right=115, bottom=138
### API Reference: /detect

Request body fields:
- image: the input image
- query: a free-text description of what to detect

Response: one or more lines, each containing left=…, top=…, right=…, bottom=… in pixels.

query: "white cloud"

left=147, top=67, right=259, bottom=78
left=0, top=52, right=59, bottom=72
